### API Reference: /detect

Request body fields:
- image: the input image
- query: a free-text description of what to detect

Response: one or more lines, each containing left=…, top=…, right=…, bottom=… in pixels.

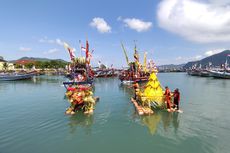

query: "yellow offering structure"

left=137, top=72, right=165, bottom=108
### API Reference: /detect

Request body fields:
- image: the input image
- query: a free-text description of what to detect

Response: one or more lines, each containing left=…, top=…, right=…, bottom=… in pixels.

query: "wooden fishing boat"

left=119, top=42, right=154, bottom=84
left=63, top=40, right=98, bottom=115
left=63, top=40, right=95, bottom=88
left=209, top=55, right=230, bottom=79
left=63, top=67, right=94, bottom=88
left=187, top=69, right=201, bottom=76
left=0, top=73, right=35, bottom=81
left=119, top=70, right=149, bottom=84
left=94, top=69, right=117, bottom=78
left=199, top=70, right=211, bottom=77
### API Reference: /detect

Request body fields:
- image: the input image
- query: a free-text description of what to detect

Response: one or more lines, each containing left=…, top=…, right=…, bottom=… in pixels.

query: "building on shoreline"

left=0, top=56, right=14, bottom=71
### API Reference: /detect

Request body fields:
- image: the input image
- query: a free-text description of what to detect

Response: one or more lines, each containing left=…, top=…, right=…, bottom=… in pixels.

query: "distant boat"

left=199, top=69, right=211, bottom=77
left=208, top=55, right=230, bottom=79
left=187, top=69, right=201, bottom=76
left=119, top=70, right=149, bottom=84
left=0, top=73, right=35, bottom=81
left=119, top=42, right=154, bottom=84
left=94, top=69, right=117, bottom=78
left=209, top=70, right=230, bottom=79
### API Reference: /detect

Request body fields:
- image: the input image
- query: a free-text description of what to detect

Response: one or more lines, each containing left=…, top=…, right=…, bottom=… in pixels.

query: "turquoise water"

left=0, top=73, right=230, bottom=153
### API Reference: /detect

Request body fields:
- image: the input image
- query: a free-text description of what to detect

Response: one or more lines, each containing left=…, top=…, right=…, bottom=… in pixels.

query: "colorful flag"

left=143, top=52, right=147, bottom=72
left=86, top=40, right=89, bottom=59
left=64, top=42, right=75, bottom=60
left=134, top=44, right=139, bottom=62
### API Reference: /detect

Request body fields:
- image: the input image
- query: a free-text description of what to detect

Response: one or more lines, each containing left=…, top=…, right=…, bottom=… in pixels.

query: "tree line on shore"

left=2, top=60, right=69, bottom=71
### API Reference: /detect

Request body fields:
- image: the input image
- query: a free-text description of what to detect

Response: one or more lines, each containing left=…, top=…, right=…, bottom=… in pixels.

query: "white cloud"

left=117, top=16, right=122, bottom=21
left=175, top=54, right=202, bottom=63
left=90, top=17, right=111, bottom=33
left=208, top=0, right=230, bottom=6
left=43, top=48, right=59, bottom=54
left=176, top=56, right=183, bottom=60
left=122, top=18, right=152, bottom=32
left=56, top=39, right=64, bottom=46
left=204, top=48, right=226, bottom=56
left=19, top=47, right=32, bottom=51
left=157, top=0, right=230, bottom=43
left=195, top=55, right=202, bottom=60
left=175, top=48, right=227, bottom=64
left=39, top=37, right=64, bottom=46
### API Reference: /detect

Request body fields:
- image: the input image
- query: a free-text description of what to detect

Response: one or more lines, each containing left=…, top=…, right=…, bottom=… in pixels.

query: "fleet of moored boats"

left=187, top=68, right=230, bottom=79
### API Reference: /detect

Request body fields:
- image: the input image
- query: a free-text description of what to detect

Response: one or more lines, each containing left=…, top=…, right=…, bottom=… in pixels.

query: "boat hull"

left=120, top=77, right=149, bottom=84
left=209, top=70, right=230, bottom=79
left=0, top=73, right=34, bottom=81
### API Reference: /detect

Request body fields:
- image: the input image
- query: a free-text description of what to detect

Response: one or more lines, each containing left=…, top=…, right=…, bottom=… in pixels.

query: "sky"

left=1, top=0, right=230, bottom=67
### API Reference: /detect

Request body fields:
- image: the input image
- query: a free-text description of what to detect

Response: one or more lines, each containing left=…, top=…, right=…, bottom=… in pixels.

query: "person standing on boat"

left=133, top=81, right=139, bottom=100
left=164, top=86, right=172, bottom=110
left=173, top=88, right=180, bottom=110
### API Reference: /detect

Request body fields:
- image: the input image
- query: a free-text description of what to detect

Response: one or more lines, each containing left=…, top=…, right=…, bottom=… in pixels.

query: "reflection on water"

left=34, top=75, right=65, bottom=84
left=67, top=113, right=94, bottom=135
left=139, top=111, right=180, bottom=135
left=119, top=83, right=133, bottom=96
left=140, top=113, right=161, bottom=135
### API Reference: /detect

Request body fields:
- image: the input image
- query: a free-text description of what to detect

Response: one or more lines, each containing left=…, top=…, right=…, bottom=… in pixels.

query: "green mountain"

left=184, top=50, right=230, bottom=69
left=158, top=64, right=185, bottom=69
left=10, top=57, right=68, bottom=63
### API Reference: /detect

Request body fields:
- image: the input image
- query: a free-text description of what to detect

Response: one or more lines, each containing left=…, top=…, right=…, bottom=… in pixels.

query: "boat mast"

left=85, top=39, right=89, bottom=79
left=121, top=42, right=130, bottom=66
left=133, top=40, right=140, bottom=75
left=79, top=40, right=82, bottom=57
left=143, top=52, right=147, bottom=73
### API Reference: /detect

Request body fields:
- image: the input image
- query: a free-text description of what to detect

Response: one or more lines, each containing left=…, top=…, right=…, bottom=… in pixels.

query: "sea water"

left=0, top=73, right=229, bottom=153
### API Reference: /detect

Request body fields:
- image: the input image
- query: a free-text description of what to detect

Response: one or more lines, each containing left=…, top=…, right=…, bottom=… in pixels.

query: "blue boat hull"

left=0, top=74, right=34, bottom=81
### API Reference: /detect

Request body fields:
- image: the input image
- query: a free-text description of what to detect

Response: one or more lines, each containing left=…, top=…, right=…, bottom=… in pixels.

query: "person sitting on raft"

left=164, top=86, right=172, bottom=110
left=173, top=88, right=180, bottom=110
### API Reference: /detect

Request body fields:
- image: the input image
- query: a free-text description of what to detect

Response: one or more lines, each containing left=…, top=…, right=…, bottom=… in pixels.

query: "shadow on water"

left=67, top=112, right=94, bottom=135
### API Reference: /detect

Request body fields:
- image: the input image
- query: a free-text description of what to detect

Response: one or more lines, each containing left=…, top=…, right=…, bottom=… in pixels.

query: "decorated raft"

left=131, top=72, right=166, bottom=115
left=65, top=85, right=99, bottom=115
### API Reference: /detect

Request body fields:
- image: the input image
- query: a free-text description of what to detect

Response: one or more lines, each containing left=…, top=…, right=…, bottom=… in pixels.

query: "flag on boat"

left=81, top=47, right=86, bottom=52
left=63, top=42, right=75, bottom=61
left=134, top=44, right=139, bottom=62
left=143, top=52, right=147, bottom=72
left=86, top=40, right=89, bottom=59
